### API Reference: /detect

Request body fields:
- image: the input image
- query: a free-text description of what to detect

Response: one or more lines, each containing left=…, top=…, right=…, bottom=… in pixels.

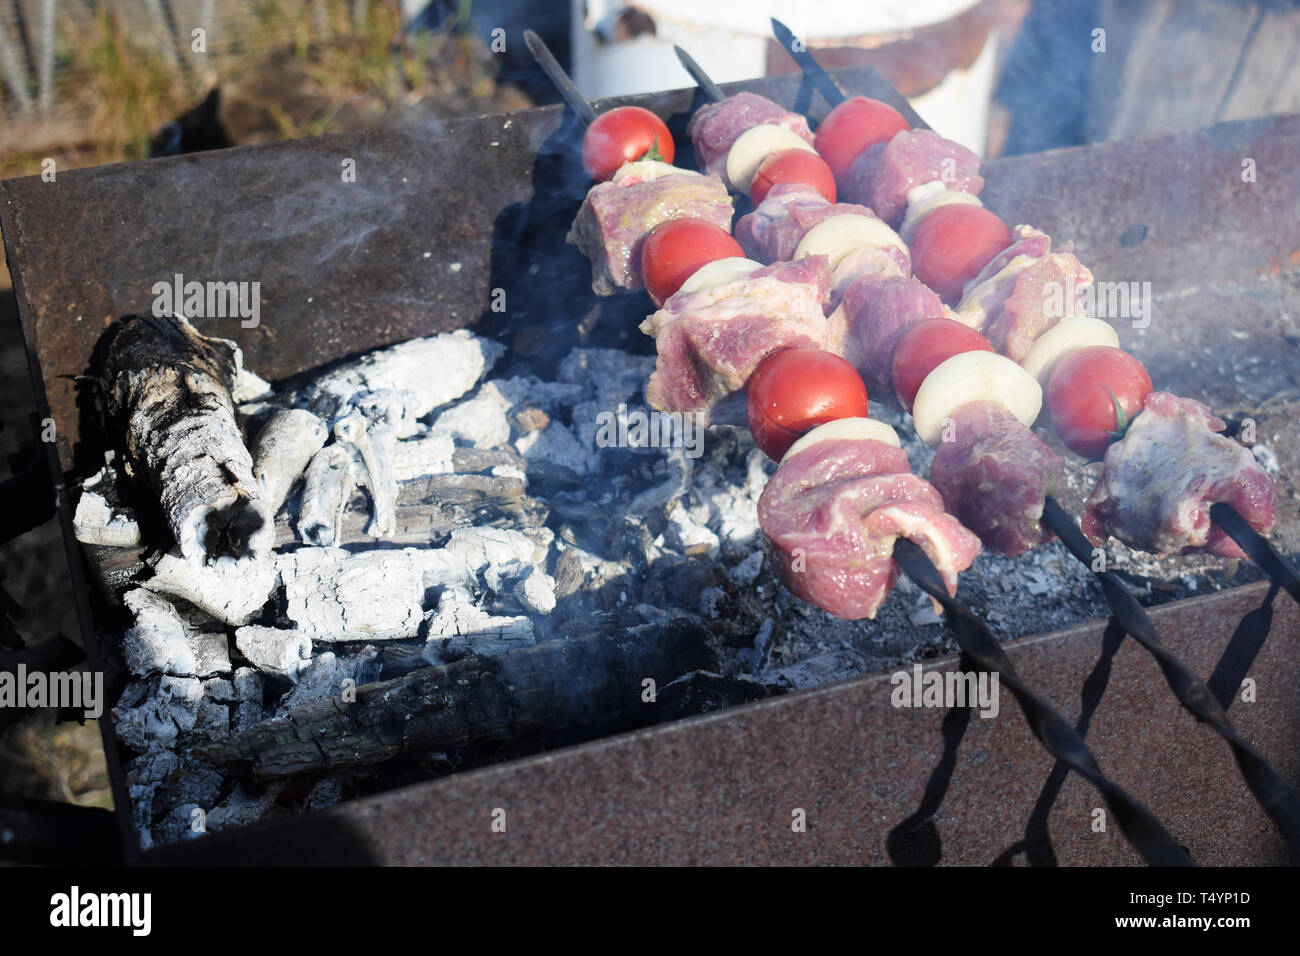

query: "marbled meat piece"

left=567, top=163, right=733, bottom=294
left=980, top=251, right=1093, bottom=360
left=930, top=402, right=1066, bottom=557
left=1082, top=392, right=1277, bottom=558
left=687, top=92, right=814, bottom=182
left=827, top=274, right=949, bottom=392
left=842, top=129, right=984, bottom=227
left=759, top=437, right=981, bottom=619
left=952, top=225, right=1052, bottom=330
left=827, top=245, right=911, bottom=312
left=640, top=257, right=832, bottom=423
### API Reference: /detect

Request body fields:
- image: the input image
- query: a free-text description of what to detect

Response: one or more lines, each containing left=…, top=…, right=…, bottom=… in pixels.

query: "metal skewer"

left=1041, top=496, right=1300, bottom=852
left=1210, top=501, right=1300, bottom=603
left=891, top=538, right=1192, bottom=866
left=672, top=45, right=727, bottom=103
left=769, top=18, right=847, bottom=108
left=523, top=29, right=597, bottom=127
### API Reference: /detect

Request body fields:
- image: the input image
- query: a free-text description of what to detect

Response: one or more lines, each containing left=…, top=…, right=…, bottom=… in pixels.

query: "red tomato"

left=750, top=149, right=837, bottom=204
left=910, top=205, right=1013, bottom=305
left=814, top=96, right=910, bottom=185
left=581, top=106, right=675, bottom=182
left=891, top=319, right=994, bottom=412
left=1047, top=346, right=1153, bottom=460
left=640, top=218, right=744, bottom=307
left=747, top=348, right=870, bottom=461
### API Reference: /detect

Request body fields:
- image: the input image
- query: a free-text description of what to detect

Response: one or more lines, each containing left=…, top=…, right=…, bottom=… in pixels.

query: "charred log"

left=104, top=314, right=271, bottom=563
left=199, top=618, right=718, bottom=778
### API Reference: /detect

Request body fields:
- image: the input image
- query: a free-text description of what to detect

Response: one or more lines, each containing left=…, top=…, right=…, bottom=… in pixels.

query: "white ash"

left=297, top=444, right=355, bottom=547
left=393, top=433, right=456, bottom=481
left=232, top=364, right=273, bottom=405
left=559, top=348, right=657, bottom=455
left=664, top=500, right=720, bottom=560
left=421, top=587, right=535, bottom=658
left=728, top=551, right=765, bottom=587
left=300, top=329, right=504, bottom=421
left=515, top=421, right=594, bottom=476
left=120, top=589, right=196, bottom=677
left=203, top=668, right=263, bottom=734
left=276, top=647, right=380, bottom=713
left=142, top=549, right=276, bottom=627
left=251, top=408, right=330, bottom=514
left=443, top=527, right=556, bottom=616
left=429, top=380, right=516, bottom=449
left=73, top=466, right=141, bottom=548
left=276, top=546, right=471, bottom=642
left=627, top=447, right=692, bottom=515
left=120, top=590, right=231, bottom=681
left=235, top=625, right=313, bottom=679
left=351, top=388, right=422, bottom=438
left=113, top=675, right=204, bottom=753
left=333, top=412, right=398, bottom=538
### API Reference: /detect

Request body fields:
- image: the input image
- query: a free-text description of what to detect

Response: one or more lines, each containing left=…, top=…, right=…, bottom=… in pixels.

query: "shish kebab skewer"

left=525, top=30, right=741, bottom=302
left=759, top=27, right=1300, bottom=849
left=654, top=53, right=1194, bottom=866
left=766, top=18, right=1294, bottom=591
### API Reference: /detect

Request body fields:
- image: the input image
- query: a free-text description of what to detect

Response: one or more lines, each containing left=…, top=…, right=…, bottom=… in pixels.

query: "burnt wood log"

left=198, top=619, right=718, bottom=779
left=104, top=314, right=271, bottom=563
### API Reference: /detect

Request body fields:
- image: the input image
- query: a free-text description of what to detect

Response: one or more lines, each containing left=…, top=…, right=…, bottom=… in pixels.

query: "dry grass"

left=0, top=0, right=503, bottom=178
left=0, top=715, right=114, bottom=809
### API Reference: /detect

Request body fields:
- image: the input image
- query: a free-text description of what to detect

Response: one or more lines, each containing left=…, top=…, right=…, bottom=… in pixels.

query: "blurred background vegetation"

left=0, top=0, right=530, bottom=179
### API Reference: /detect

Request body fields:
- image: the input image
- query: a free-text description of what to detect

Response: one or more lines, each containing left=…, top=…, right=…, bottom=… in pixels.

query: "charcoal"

left=396, top=472, right=549, bottom=532
left=276, top=546, right=471, bottom=642
left=113, top=676, right=204, bottom=753
left=393, top=433, right=456, bottom=481
left=300, top=330, right=504, bottom=421
left=235, top=625, right=313, bottom=679
left=351, top=388, right=421, bottom=438
left=421, top=587, right=535, bottom=658
left=276, top=647, right=379, bottom=713
left=431, top=381, right=514, bottom=448
left=104, top=314, right=272, bottom=564
left=250, top=408, right=330, bottom=514
left=334, top=412, right=398, bottom=539
left=73, top=466, right=142, bottom=548
left=142, top=549, right=276, bottom=627
left=297, top=444, right=355, bottom=546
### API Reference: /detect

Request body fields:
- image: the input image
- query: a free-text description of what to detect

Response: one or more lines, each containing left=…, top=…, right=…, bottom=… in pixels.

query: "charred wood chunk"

left=199, top=618, right=718, bottom=778
left=104, top=314, right=271, bottom=563
left=251, top=408, right=329, bottom=515
left=297, top=444, right=355, bottom=547
left=142, top=548, right=278, bottom=627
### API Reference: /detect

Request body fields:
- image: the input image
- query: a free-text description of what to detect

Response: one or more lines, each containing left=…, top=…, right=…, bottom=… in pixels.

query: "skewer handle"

left=769, top=18, right=847, bottom=108
left=1210, top=502, right=1300, bottom=603
left=1041, top=496, right=1300, bottom=852
left=523, top=29, right=598, bottom=127
left=672, top=45, right=727, bottom=103
left=891, top=538, right=1192, bottom=866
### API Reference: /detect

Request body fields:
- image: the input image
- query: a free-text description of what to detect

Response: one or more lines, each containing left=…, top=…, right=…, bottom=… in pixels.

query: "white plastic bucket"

left=571, top=0, right=996, bottom=155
